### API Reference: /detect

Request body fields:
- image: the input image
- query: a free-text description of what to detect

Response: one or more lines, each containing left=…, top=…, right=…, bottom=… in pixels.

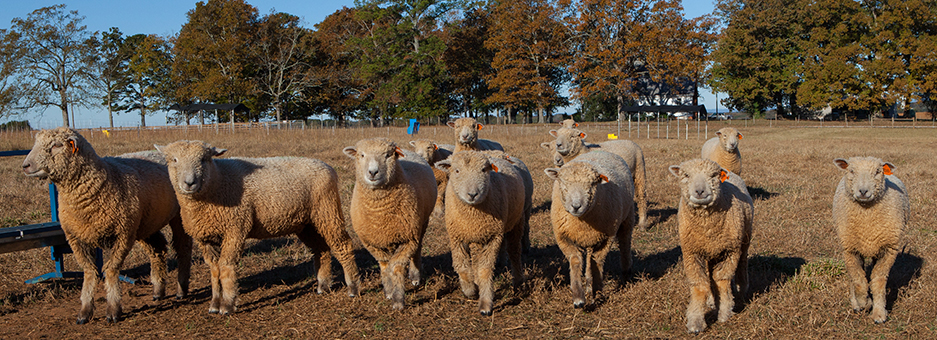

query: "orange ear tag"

left=433, top=144, right=438, bottom=151
left=720, top=170, right=728, bottom=183
left=395, top=147, right=405, bottom=157
left=477, top=124, right=484, bottom=130
left=574, top=123, right=579, bottom=127
left=883, top=164, right=892, bottom=176
left=491, top=164, right=499, bottom=172
left=69, top=140, right=78, bottom=154
left=599, top=174, right=609, bottom=182
left=579, top=132, right=586, bottom=139
left=737, top=134, right=743, bottom=140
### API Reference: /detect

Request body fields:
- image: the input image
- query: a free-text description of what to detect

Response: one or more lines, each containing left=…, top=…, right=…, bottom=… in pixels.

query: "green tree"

left=7, top=5, right=96, bottom=127
left=173, top=0, right=259, bottom=123
left=0, top=29, right=25, bottom=118
left=115, top=34, right=172, bottom=127
left=442, top=5, right=496, bottom=123
left=310, top=7, right=368, bottom=126
left=486, top=0, right=571, bottom=124
left=87, top=27, right=126, bottom=128
left=253, top=12, right=316, bottom=123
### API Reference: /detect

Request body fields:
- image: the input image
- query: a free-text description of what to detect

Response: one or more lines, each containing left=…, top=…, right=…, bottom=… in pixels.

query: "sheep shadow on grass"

left=647, top=205, right=677, bottom=227
left=884, top=252, right=923, bottom=312
left=739, top=255, right=806, bottom=309
left=746, top=186, right=779, bottom=201
left=631, top=246, right=682, bottom=280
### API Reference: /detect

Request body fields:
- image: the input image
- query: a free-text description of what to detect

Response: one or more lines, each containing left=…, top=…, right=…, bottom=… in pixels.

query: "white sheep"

left=549, top=128, right=649, bottom=230
left=544, top=150, right=634, bottom=308
left=480, top=150, right=534, bottom=254
left=155, top=140, right=360, bottom=315
left=22, top=127, right=193, bottom=324
left=832, top=157, right=909, bottom=324
left=409, top=139, right=454, bottom=218
left=343, top=138, right=436, bottom=310
left=539, top=141, right=566, bottom=167
left=668, top=158, right=753, bottom=334
left=447, top=117, right=504, bottom=152
left=435, top=150, right=525, bottom=316
left=559, top=119, right=579, bottom=129
left=700, top=127, right=743, bottom=175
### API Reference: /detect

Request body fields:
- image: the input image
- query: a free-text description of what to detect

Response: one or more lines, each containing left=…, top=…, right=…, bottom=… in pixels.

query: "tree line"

left=2, top=0, right=933, bottom=128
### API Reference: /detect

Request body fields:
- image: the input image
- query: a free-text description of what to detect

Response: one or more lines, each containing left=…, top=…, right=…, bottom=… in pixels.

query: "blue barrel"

left=407, top=119, right=420, bottom=134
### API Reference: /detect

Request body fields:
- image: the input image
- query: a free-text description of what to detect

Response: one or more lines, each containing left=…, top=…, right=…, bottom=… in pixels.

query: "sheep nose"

left=858, top=189, right=868, bottom=197
left=571, top=202, right=582, bottom=211
left=184, top=179, right=197, bottom=188
left=467, top=191, right=478, bottom=200
left=695, top=189, right=706, bottom=197
left=368, top=169, right=379, bottom=178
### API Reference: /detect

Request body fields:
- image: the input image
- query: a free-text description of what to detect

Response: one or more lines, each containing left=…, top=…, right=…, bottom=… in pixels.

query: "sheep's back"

left=104, top=154, right=179, bottom=238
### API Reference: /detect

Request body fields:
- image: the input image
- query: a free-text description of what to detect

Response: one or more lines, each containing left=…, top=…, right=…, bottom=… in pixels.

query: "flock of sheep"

left=17, top=117, right=909, bottom=333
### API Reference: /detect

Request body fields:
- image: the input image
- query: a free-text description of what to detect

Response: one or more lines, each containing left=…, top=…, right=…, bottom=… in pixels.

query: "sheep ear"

left=737, top=133, right=743, bottom=140
left=578, top=132, right=587, bottom=139
left=883, top=162, right=895, bottom=175
left=153, top=144, right=165, bottom=154
left=490, top=163, right=499, bottom=172
left=67, top=136, right=79, bottom=154
left=715, top=131, right=723, bottom=137
left=720, top=170, right=729, bottom=183
left=447, top=121, right=456, bottom=128
left=540, top=142, right=552, bottom=150
left=549, top=130, right=558, bottom=137
left=544, top=168, right=560, bottom=181
left=394, top=146, right=405, bottom=158
left=476, top=123, right=483, bottom=130
left=434, top=160, right=451, bottom=172
left=501, top=155, right=515, bottom=164
left=211, top=147, right=227, bottom=157
left=342, top=146, right=358, bottom=159
left=668, top=165, right=682, bottom=178
left=599, top=174, right=609, bottom=183
left=409, top=141, right=417, bottom=147
left=833, top=158, right=849, bottom=170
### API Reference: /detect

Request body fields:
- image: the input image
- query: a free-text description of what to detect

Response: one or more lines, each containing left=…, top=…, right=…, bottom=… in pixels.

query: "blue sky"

left=1, top=1, right=719, bottom=128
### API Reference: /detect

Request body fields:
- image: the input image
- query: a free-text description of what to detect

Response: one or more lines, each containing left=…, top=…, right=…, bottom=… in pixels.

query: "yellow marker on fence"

left=607, top=133, right=618, bottom=140
left=103, top=129, right=110, bottom=138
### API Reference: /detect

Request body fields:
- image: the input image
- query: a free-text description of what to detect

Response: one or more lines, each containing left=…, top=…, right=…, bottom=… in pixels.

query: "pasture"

left=1, top=119, right=936, bottom=338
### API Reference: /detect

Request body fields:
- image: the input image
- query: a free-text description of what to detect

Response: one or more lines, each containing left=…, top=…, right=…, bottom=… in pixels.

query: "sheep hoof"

left=76, top=318, right=89, bottom=325
left=106, top=315, right=119, bottom=323
left=208, top=309, right=219, bottom=314
left=480, top=310, right=492, bottom=316
left=392, top=302, right=404, bottom=311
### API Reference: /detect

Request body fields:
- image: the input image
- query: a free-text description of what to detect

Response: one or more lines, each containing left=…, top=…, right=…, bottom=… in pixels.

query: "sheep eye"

left=454, top=169, right=460, bottom=174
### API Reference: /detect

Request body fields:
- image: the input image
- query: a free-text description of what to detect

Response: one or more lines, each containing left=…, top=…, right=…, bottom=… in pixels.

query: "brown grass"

left=1, top=119, right=936, bottom=338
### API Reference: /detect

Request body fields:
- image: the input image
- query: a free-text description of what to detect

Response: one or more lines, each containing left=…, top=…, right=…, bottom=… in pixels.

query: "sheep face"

left=539, top=142, right=565, bottom=167
left=544, top=163, right=606, bottom=217
left=669, top=159, right=727, bottom=209
left=344, top=138, right=405, bottom=188
left=435, top=151, right=494, bottom=206
left=715, top=127, right=742, bottom=152
left=549, top=128, right=587, bottom=157
left=834, top=157, right=894, bottom=204
left=155, top=141, right=226, bottom=196
left=408, top=139, right=437, bottom=164
left=559, top=119, right=579, bottom=129
left=447, top=118, right=482, bottom=146
left=22, top=127, right=91, bottom=180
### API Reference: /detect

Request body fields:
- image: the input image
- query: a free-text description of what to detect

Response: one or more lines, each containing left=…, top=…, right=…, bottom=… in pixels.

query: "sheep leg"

left=556, top=237, right=585, bottom=308
left=844, top=251, right=871, bottom=312
left=505, top=224, right=525, bottom=290
left=590, top=238, right=612, bottom=298
left=583, top=248, right=594, bottom=298
left=200, top=242, right=222, bottom=314
left=617, top=220, right=634, bottom=278
left=388, top=242, right=420, bottom=310
left=475, top=236, right=503, bottom=316
left=633, top=169, right=649, bottom=230
left=408, top=238, right=424, bottom=287
left=869, top=248, right=898, bottom=324
left=712, top=253, right=741, bottom=323
left=684, top=254, right=711, bottom=334
left=217, top=237, right=244, bottom=315
left=450, top=240, right=476, bottom=299
left=72, top=243, right=98, bottom=324
left=138, top=232, right=170, bottom=300
left=103, top=236, right=134, bottom=323
left=297, top=229, right=333, bottom=294
left=310, top=221, right=360, bottom=297
left=735, top=241, right=750, bottom=297
left=170, top=217, right=193, bottom=299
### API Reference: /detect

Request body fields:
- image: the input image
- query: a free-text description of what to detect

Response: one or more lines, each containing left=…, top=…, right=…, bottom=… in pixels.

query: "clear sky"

left=1, top=0, right=719, bottom=128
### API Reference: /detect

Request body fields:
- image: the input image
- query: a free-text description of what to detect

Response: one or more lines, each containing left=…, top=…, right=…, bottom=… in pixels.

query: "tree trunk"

left=107, top=92, right=114, bottom=128
left=617, top=93, right=624, bottom=122
left=61, top=105, right=69, bottom=128
left=140, top=106, right=147, bottom=127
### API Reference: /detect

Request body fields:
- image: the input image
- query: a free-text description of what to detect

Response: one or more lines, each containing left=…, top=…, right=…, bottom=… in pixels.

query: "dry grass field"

left=1, top=119, right=936, bottom=339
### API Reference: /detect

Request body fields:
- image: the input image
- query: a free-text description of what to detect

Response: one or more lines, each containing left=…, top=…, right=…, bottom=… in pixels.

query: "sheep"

left=435, top=150, right=526, bottom=316
left=409, top=139, right=454, bottom=218
left=549, top=128, right=649, bottom=230
left=832, top=157, right=909, bottom=324
left=668, top=158, right=753, bottom=334
left=544, top=150, right=634, bottom=308
left=154, top=140, right=360, bottom=315
left=447, top=117, right=504, bottom=152
left=539, top=141, right=566, bottom=167
left=700, top=127, right=743, bottom=175
left=21, top=127, right=192, bottom=324
left=343, top=138, right=436, bottom=310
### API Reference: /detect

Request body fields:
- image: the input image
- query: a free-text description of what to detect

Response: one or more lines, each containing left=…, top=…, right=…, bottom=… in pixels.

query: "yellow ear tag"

left=491, top=164, right=499, bottom=172
left=69, top=140, right=78, bottom=154
left=720, top=170, right=728, bottom=183
left=883, top=164, right=892, bottom=176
